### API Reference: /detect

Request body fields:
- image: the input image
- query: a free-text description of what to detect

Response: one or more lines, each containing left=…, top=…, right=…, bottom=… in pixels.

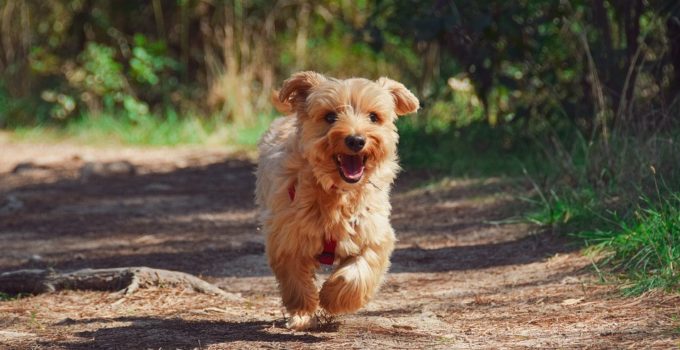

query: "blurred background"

left=0, top=1, right=677, bottom=145
left=0, top=1, right=679, bottom=292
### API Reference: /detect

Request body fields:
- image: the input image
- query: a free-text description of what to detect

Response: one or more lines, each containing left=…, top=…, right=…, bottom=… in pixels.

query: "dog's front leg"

left=319, top=237, right=395, bottom=315
left=269, top=253, right=319, bottom=330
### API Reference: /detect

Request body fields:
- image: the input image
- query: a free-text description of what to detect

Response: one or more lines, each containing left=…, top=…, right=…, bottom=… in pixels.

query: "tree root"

left=0, top=267, right=241, bottom=300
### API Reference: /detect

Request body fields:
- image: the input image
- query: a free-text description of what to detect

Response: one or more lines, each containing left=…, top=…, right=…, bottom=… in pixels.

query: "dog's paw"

left=286, top=314, right=317, bottom=331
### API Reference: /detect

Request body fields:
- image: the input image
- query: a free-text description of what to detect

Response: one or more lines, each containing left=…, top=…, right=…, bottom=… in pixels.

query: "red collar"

left=288, top=183, right=337, bottom=265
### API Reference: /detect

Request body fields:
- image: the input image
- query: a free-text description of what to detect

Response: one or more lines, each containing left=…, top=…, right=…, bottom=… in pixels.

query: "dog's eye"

left=324, top=112, right=338, bottom=124
left=369, top=112, right=379, bottom=123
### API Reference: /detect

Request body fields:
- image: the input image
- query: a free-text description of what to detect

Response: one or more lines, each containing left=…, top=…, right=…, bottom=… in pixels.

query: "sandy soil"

left=0, top=136, right=678, bottom=349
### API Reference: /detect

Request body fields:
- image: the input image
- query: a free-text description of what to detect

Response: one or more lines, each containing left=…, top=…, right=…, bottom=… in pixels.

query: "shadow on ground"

left=0, top=157, right=577, bottom=279
left=51, top=317, right=325, bottom=349
left=391, top=231, right=574, bottom=273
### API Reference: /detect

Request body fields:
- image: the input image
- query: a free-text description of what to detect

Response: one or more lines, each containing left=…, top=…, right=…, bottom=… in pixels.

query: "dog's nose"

left=345, top=135, right=366, bottom=152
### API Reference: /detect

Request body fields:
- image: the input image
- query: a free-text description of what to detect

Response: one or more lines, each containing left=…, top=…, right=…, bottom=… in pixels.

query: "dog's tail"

left=271, top=90, right=293, bottom=115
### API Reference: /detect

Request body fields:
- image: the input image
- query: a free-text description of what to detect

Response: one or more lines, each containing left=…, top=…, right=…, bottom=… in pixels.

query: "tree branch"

left=0, top=267, right=242, bottom=301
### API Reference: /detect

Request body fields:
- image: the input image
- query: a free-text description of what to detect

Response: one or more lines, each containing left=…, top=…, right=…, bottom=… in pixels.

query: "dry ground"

left=0, top=136, right=678, bottom=349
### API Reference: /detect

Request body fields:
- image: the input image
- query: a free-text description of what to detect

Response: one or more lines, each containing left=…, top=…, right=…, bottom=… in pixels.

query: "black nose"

left=345, top=135, right=366, bottom=152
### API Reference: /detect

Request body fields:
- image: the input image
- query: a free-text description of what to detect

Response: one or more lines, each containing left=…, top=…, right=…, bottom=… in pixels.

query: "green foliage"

left=80, top=43, right=126, bottom=95
left=375, top=0, right=679, bottom=132
left=1, top=1, right=678, bottom=137
left=397, top=118, right=544, bottom=177
left=524, top=187, right=602, bottom=231
left=129, top=34, right=178, bottom=86
left=579, top=193, right=680, bottom=295
left=522, top=128, right=680, bottom=294
left=13, top=110, right=275, bottom=148
left=26, top=32, right=183, bottom=123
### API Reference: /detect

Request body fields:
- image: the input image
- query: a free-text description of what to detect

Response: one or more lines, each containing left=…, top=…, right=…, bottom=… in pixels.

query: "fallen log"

left=0, top=267, right=241, bottom=300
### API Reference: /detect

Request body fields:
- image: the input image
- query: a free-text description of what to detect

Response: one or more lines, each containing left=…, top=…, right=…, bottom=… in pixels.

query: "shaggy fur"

left=255, top=71, right=419, bottom=330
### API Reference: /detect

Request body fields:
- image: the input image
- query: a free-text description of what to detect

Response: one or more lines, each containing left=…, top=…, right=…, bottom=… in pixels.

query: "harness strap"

left=288, top=184, right=296, bottom=201
left=318, top=240, right=337, bottom=265
left=288, top=183, right=337, bottom=265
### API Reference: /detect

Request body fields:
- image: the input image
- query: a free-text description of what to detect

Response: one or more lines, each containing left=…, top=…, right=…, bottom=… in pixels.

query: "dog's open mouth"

left=335, top=154, right=366, bottom=183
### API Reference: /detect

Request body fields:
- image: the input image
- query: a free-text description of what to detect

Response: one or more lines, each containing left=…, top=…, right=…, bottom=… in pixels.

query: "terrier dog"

left=255, top=71, right=419, bottom=330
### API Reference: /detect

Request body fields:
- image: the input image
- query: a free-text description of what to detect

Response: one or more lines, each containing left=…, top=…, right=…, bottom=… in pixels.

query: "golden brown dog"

left=255, top=71, right=419, bottom=330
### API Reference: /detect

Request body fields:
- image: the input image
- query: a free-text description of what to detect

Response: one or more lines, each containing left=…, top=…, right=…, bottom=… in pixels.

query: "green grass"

left=11, top=112, right=274, bottom=148
left=396, top=118, right=545, bottom=177
left=525, top=180, right=679, bottom=295
left=398, top=120, right=679, bottom=299
left=523, top=186, right=604, bottom=231
left=405, top=119, right=680, bottom=295
left=578, top=193, right=680, bottom=295
left=520, top=130, right=680, bottom=295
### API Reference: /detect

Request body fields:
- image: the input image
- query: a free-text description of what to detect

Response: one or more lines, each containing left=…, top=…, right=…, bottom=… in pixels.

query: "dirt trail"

left=0, top=138, right=678, bottom=349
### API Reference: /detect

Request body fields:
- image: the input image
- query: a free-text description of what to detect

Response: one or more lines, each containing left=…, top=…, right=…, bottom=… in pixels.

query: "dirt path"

left=0, top=138, right=678, bottom=349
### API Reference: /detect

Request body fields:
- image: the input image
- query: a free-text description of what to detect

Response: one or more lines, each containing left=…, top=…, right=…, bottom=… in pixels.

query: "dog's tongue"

left=340, top=154, right=364, bottom=180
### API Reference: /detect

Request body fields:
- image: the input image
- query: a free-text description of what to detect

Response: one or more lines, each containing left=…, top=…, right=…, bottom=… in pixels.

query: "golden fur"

left=255, top=71, right=419, bottom=330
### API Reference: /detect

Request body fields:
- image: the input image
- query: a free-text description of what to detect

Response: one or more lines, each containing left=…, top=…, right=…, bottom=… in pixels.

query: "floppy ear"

left=277, top=71, right=327, bottom=113
left=376, top=77, right=420, bottom=116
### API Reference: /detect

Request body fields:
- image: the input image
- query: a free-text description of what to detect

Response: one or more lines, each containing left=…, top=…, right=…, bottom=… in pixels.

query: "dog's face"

left=278, top=72, right=419, bottom=189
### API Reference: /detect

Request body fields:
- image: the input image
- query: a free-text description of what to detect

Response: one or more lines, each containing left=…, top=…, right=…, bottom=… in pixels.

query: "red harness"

left=288, top=184, right=337, bottom=265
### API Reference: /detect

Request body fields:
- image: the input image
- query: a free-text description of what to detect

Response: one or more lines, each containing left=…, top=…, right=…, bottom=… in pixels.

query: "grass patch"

left=397, top=119, right=544, bottom=177
left=10, top=112, right=275, bottom=149
left=523, top=186, right=604, bottom=232
left=578, top=193, right=680, bottom=295
left=228, top=113, right=275, bottom=147
left=521, top=129, right=680, bottom=295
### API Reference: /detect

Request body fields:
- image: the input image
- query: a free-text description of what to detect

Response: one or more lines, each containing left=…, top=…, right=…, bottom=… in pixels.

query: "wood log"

left=0, top=267, right=241, bottom=300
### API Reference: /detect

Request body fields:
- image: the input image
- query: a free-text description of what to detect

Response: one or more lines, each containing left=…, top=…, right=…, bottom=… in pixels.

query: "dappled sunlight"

left=1, top=1, right=678, bottom=348
left=1, top=143, right=677, bottom=348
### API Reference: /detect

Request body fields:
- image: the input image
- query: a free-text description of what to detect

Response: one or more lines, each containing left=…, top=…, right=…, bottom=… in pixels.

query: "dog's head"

left=277, top=71, right=419, bottom=190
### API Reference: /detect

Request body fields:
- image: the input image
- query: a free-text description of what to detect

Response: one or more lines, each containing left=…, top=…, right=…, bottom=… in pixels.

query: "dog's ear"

left=376, top=77, right=420, bottom=116
left=278, top=71, right=327, bottom=112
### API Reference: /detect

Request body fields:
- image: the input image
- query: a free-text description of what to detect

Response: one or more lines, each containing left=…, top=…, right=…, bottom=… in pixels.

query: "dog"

left=255, top=71, right=419, bottom=330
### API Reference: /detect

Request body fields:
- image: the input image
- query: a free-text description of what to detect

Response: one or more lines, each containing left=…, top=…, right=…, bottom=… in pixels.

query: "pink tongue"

left=340, top=154, right=363, bottom=178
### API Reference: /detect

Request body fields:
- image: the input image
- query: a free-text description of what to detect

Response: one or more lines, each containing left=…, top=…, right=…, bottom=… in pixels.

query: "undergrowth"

left=523, top=131, right=680, bottom=295
left=11, top=112, right=274, bottom=148
left=401, top=115, right=680, bottom=295
left=397, top=118, right=544, bottom=177
left=579, top=191, right=679, bottom=295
